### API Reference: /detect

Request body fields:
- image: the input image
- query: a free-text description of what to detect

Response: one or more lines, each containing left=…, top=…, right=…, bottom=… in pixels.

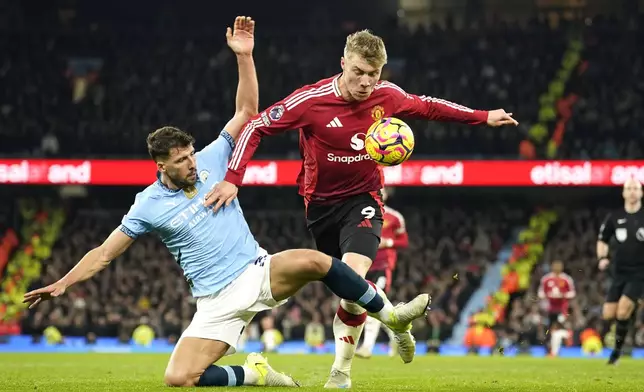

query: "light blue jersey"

left=119, top=131, right=260, bottom=297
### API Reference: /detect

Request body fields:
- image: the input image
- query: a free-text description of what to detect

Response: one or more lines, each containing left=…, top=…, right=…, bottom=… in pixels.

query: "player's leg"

left=267, top=248, right=428, bottom=390
left=324, top=202, right=381, bottom=387
left=164, top=335, right=296, bottom=387
left=268, top=249, right=428, bottom=326
left=164, top=270, right=298, bottom=388
left=602, top=279, right=622, bottom=342
left=608, top=281, right=642, bottom=364
left=309, top=217, right=370, bottom=387
left=545, top=313, right=558, bottom=355
left=356, top=271, right=388, bottom=358
left=548, top=315, right=570, bottom=357
left=164, top=337, right=245, bottom=387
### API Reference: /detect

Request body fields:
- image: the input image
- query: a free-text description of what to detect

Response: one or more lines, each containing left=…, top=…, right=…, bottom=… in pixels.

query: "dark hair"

left=146, top=126, right=195, bottom=161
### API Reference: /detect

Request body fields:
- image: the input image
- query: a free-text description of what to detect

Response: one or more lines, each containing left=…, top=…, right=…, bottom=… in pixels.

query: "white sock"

left=332, top=300, right=366, bottom=374
left=361, top=317, right=381, bottom=353
left=371, top=284, right=396, bottom=327
left=551, top=329, right=570, bottom=356
left=242, top=365, right=259, bottom=385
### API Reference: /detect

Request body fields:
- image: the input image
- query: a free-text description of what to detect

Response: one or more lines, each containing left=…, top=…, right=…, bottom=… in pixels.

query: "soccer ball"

left=364, top=117, right=415, bottom=166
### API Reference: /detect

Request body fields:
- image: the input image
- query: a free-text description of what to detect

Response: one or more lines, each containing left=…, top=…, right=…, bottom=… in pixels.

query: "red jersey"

left=225, top=75, right=488, bottom=203
left=538, top=272, right=576, bottom=314
left=371, top=206, right=408, bottom=271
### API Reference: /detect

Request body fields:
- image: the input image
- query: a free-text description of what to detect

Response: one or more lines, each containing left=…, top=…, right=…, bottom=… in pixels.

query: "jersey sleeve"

left=224, top=89, right=313, bottom=186
left=381, top=81, right=488, bottom=124
left=119, top=194, right=151, bottom=239
left=598, top=213, right=615, bottom=242
left=196, top=130, right=235, bottom=172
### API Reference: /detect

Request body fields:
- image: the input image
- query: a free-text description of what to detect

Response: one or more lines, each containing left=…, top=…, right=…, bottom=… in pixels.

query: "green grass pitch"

left=1, top=353, right=643, bottom=391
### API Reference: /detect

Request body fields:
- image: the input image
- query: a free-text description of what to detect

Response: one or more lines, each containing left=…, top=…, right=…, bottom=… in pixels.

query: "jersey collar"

left=332, top=74, right=342, bottom=97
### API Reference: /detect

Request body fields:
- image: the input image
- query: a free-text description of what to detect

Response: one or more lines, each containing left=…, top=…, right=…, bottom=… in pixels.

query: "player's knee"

left=164, top=369, right=197, bottom=387
left=293, top=249, right=331, bottom=278
left=602, top=304, right=617, bottom=319
left=342, top=252, right=372, bottom=276
left=616, top=298, right=635, bottom=319
left=616, top=307, right=633, bottom=320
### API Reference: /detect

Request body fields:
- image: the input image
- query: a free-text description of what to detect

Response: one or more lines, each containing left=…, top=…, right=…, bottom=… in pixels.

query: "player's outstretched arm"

left=222, top=16, right=259, bottom=141
left=383, top=81, right=518, bottom=127
left=22, top=228, right=134, bottom=308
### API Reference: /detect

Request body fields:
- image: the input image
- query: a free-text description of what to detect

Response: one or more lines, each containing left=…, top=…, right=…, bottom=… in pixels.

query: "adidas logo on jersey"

left=357, top=219, right=372, bottom=228
left=326, top=117, right=343, bottom=128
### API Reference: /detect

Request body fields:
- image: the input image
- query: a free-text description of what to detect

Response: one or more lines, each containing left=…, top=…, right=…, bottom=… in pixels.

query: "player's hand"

left=204, top=180, right=238, bottom=212
left=486, top=109, right=518, bottom=127
left=226, top=16, right=255, bottom=56
left=379, top=238, right=392, bottom=249
left=23, top=281, right=67, bottom=309
left=598, top=258, right=610, bottom=271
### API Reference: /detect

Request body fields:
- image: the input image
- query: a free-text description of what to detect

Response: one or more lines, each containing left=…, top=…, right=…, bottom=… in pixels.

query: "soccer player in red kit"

left=538, top=260, right=576, bottom=356
left=356, top=187, right=409, bottom=359
left=206, top=30, right=517, bottom=388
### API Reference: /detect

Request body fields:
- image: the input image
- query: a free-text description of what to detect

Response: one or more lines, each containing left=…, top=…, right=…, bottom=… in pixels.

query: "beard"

left=168, top=172, right=197, bottom=189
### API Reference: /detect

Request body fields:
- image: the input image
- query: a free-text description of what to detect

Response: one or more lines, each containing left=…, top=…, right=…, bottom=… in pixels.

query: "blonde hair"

left=344, top=30, right=387, bottom=68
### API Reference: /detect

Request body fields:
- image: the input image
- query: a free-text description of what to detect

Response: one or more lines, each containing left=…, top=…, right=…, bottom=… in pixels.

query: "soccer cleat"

left=244, top=352, right=300, bottom=387
left=383, top=295, right=431, bottom=364
left=387, top=294, right=431, bottom=332
left=324, top=368, right=352, bottom=389
left=392, top=327, right=416, bottom=364
left=355, top=346, right=372, bottom=359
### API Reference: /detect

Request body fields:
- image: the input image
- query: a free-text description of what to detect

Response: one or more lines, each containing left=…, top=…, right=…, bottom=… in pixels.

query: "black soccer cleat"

left=607, top=350, right=621, bottom=365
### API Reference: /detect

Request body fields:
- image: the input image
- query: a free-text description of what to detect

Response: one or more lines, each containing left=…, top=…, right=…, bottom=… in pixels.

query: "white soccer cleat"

left=389, top=294, right=431, bottom=331
left=244, top=352, right=300, bottom=387
left=324, top=368, right=352, bottom=389
left=384, top=295, right=431, bottom=364
left=355, top=346, right=373, bottom=359
left=392, top=327, right=416, bottom=364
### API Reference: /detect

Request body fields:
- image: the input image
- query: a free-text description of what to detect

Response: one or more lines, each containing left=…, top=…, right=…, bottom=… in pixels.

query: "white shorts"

left=180, top=251, right=287, bottom=355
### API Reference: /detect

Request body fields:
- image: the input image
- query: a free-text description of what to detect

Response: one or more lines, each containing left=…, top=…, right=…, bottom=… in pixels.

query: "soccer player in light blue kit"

left=23, top=17, right=430, bottom=388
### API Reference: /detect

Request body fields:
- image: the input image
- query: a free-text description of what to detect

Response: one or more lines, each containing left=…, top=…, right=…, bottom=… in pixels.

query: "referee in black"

left=597, top=178, right=644, bottom=364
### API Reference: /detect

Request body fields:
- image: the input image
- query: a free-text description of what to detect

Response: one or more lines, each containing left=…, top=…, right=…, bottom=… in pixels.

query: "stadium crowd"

left=1, top=2, right=574, bottom=159
left=558, top=16, right=644, bottom=160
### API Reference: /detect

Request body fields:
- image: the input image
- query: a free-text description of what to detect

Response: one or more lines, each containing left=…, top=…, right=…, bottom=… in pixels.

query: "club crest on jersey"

left=269, top=104, right=285, bottom=121
left=183, top=185, right=198, bottom=199
left=371, top=105, right=385, bottom=121
left=616, top=228, right=627, bottom=242
left=199, top=170, right=209, bottom=182
left=637, top=228, right=644, bottom=241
